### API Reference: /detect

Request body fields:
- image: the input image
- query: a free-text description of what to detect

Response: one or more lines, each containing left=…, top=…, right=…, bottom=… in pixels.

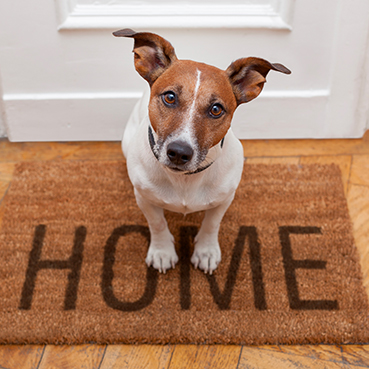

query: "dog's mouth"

left=165, top=153, right=216, bottom=175
left=168, top=166, right=186, bottom=173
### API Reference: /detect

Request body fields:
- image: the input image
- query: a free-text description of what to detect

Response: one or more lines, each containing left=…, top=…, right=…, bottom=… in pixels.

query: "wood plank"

left=0, top=163, right=14, bottom=230
left=0, top=163, right=15, bottom=199
left=38, top=344, right=106, bottom=369
left=241, top=130, right=369, bottom=158
left=347, top=183, right=369, bottom=296
left=100, top=345, right=174, bottom=369
left=256, top=345, right=369, bottom=367
left=340, top=345, right=369, bottom=367
left=350, top=155, right=369, bottom=186
left=0, top=140, right=122, bottom=163
left=169, top=345, right=241, bottom=369
left=238, top=345, right=366, bottom=368
left=246, top=157, right=300, bottom=164
left=57, top=142, right=123, bottom=162
left=0, top=345, right=44, bottom=369
left=300, top=155, right=352, bottom=194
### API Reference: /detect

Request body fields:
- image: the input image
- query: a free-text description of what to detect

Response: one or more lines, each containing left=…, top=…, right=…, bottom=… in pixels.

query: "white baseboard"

left=3, top=92, right=141, bottom=142
left=3, top=89, right=362, bottom=142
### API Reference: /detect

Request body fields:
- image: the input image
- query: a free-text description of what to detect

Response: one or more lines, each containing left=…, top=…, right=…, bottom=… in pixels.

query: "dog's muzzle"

left=148, top=125, right=224, bottom=175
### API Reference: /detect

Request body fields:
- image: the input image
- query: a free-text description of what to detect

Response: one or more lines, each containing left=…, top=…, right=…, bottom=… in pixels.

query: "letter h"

left=19, top=224, right=86, bottom=310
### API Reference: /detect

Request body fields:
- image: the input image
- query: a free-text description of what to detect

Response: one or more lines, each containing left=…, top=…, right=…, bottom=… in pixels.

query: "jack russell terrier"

left=113, top=29, right=291, bottom=274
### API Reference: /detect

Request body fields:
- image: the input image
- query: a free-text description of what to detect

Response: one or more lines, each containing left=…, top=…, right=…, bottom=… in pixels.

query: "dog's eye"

left=162, top=92, right=176, bottom=106
left=209, top=103, right=224, bottom=118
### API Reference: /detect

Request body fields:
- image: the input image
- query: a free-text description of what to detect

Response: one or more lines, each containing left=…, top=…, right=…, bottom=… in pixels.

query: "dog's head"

left=114, top=29, right=291, bottom=173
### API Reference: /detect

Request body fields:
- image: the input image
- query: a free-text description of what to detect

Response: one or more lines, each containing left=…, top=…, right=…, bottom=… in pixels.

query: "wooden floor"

left=1, top=134, right=369, bottom=368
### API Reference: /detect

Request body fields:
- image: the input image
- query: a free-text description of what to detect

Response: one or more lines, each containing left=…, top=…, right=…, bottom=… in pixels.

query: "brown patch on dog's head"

left=148, top=60, right=237, bottom=152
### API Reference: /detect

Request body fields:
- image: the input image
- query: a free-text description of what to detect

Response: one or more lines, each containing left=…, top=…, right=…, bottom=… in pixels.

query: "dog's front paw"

left=191, top=242, right=221, bottom=275
left=146, top=245, right=179, bottom=274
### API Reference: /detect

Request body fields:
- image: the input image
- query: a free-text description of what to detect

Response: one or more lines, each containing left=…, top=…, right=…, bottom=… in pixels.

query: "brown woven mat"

left=0, top=161, right=368, bottom=344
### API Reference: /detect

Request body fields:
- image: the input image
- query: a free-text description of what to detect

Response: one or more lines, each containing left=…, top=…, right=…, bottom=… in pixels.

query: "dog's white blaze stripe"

left=180, top=69, right=201, bottom=143
left=188, top=69, right=202, bottom=123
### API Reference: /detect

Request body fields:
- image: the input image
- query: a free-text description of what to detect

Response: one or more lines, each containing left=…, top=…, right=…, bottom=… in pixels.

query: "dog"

left=113, top=29, right=291, bottom=274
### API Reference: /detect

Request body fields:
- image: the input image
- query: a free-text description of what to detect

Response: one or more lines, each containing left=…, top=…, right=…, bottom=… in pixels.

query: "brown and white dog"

left=113, top=29, right=290, bottom=274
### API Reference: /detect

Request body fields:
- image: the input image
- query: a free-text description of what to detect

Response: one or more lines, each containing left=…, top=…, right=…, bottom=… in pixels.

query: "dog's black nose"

left=167, top=141, right=193, bottom=165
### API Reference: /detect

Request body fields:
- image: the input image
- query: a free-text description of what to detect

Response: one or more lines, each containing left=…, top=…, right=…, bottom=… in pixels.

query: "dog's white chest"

left=133, top=169, right=226, bottom=214
left=149, top=190, right=212, bottom=214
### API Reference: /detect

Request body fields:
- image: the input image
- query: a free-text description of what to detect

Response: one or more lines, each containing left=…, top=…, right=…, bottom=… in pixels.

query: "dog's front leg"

left=134, top=189, right=178, bottom=273
left=191, top=194, right=235, bottom=274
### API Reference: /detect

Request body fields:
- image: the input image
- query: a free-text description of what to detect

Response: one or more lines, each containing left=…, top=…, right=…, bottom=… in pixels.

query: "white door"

left=0, top=0, right=368, bottom=141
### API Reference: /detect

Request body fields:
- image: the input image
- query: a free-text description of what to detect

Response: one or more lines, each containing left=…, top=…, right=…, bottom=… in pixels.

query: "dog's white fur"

left=123, top=86, right=243, bottom=274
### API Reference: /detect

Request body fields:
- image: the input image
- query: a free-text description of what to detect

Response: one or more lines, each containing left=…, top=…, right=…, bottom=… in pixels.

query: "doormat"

left=0, top=161, right=368, bottom=345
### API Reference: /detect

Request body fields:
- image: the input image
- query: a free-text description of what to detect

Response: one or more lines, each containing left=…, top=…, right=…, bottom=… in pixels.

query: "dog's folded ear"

left=226, top=57, right=291, bottom=105
left=113, top=29, right=178, bottom=86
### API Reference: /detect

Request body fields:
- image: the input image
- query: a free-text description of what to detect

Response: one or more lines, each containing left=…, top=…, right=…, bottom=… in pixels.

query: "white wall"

left=362, top=38, right=369, bottom=132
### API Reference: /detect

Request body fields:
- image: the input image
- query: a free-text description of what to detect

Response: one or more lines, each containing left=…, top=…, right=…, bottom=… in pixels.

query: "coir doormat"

left=0, top=161, right=368, bottom=345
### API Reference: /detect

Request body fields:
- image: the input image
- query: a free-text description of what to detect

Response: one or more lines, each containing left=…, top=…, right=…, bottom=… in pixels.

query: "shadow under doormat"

left=0, top=161, right=368, bottom=345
